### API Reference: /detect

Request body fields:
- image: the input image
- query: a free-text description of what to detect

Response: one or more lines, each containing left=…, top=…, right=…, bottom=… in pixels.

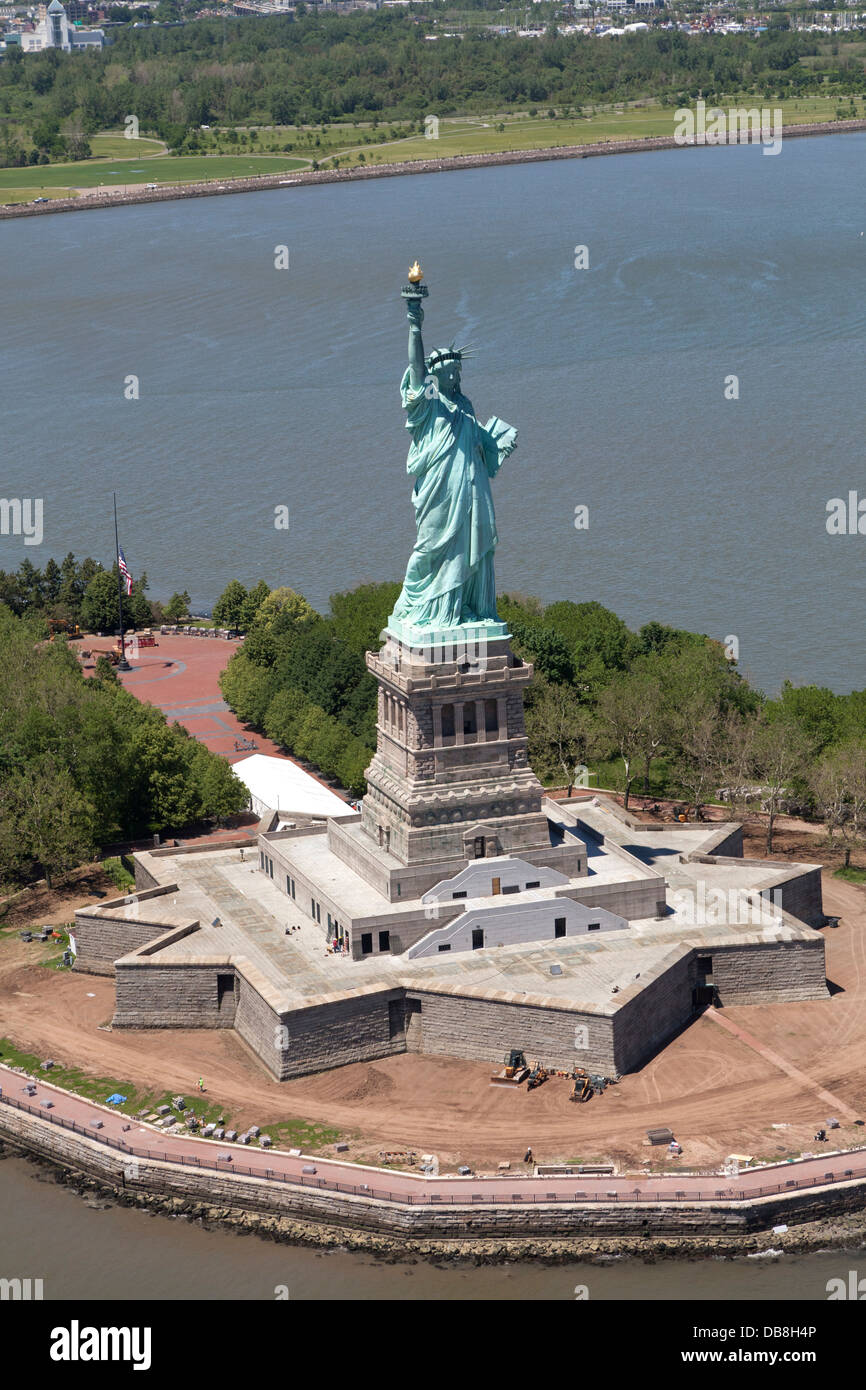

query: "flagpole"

left=113, top=492, right=131, bottom=672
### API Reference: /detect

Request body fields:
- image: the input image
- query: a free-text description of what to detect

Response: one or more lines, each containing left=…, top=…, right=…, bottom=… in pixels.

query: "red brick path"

left=74, top=633, right=351, bottom=840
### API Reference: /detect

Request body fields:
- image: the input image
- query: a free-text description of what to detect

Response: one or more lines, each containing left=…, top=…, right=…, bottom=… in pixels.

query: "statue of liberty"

left=388, top=265, right=518, bottom=639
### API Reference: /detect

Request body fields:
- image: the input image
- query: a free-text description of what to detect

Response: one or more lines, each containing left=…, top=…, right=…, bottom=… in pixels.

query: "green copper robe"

left=391, top=366, right=515, bottom=631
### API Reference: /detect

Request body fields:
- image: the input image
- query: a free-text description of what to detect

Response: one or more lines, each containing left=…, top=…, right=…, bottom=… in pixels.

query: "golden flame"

left=407, top=261, right=423, bottom=283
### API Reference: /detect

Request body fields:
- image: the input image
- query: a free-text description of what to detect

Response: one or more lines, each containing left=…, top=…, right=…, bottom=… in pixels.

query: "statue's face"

left=433, top=360, right=461, bottom=398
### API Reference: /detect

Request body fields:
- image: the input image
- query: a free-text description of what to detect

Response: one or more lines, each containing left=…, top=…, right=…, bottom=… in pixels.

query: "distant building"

left=20, top=0, right=105, bottom=50
left=232, top=0, right=295, bottom=12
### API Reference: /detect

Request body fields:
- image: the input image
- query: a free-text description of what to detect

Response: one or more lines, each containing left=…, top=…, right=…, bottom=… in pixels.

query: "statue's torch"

left=401, top=260, right=429, bottom=309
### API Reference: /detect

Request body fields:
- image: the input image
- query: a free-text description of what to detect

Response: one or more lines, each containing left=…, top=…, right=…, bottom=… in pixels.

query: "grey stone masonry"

left=74, top=886, right=195, bottom=976
left=362, top=632, right=557, bottom=867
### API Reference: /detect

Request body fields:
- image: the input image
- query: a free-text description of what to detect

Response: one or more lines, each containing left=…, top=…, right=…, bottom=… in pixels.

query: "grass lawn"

left=318, top=96, right=855, bottom=168
left=0, top=1034, right=233, bottom=1132
left=0, top=1035, right=344, bottom=1152
left=0, top=186, right=80, bottom=204
left=89, top=133, right=166, bottom=158
left=0, top=97, right=857, bottom=198
left=101, top=857, right=135, bottom=892
left=0, top=153, right=307, bottom=195
left=834, top=865, right=866, bottom=883
left=0, top=1035, right=165, bottom=1114
left=257, top=1118, right=343, bottom=1149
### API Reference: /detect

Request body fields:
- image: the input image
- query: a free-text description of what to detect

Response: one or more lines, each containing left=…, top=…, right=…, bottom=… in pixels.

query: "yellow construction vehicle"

left=570, top=1072, right=593, bottom=1103
left=526, top=1061, right=548, bottom=1091
left=490, top=1049, right=530, bottom=1087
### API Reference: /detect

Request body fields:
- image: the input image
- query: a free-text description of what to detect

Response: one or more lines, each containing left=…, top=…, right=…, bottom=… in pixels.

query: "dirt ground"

left=2, top=866, right=866, bottom=1174
left=0, top=865, right=118, bottom=930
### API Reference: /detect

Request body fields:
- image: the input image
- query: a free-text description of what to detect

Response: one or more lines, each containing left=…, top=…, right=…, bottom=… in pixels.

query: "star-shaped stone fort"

left=74, top=627, right=827, bottom=1081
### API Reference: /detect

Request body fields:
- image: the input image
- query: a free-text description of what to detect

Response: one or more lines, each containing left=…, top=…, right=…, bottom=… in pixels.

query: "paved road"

left=3, top=1065, right=865, bottom=1208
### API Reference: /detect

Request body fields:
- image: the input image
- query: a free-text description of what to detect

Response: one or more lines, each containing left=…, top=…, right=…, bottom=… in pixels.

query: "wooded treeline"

left=213, top=576, right=866, bottom=860
left=0, top=604, right=249, bottom=890
left=2, top=12, right=861, bottom=163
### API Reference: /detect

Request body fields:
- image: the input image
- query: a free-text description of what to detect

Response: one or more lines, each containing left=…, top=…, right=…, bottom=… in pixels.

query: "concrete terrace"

left=560, top=797, right=824, bottom=927
left=112, top=828, right=821, bottom=1018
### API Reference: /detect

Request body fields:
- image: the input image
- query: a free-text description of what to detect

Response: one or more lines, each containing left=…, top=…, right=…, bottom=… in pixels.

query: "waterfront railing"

left=1, top=1092, right=864, bottom=1209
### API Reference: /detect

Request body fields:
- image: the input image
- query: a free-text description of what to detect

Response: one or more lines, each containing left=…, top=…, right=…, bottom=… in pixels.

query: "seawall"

left=3, top=1086, right=866, bottom=1251
left=2, top=119, right=865, bottom=221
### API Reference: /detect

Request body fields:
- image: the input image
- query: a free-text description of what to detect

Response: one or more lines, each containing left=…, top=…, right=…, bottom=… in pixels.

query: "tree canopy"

left=0, top=605, right=249, bottom=888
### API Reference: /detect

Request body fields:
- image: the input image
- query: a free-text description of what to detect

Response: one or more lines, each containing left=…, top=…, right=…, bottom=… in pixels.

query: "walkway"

left=3, top=1065, right=865, bottom=1209
left=77, top=632, right=349, bottom=786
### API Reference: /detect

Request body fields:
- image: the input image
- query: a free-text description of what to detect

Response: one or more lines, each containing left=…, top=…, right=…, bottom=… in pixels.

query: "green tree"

left=276, top=624, right=367, bottom=719
left=239, top=579, right=270, bottom=632
left=4, top=756, right=94, bottom=890
left=328, top=580, right=401, bottom=657
left=212, top=579, right=249, bottom=630
left=164, top=590, right=191, bottom=622
left=188, top=743, right=250, bottom=822
left=598, top=666, right=660, bottom=809
left=129, top=722, right=196, bottom=832
left=263, top=686, right=311, bottom=751
left=243, top=586, right=320, bottom=666
left=128, top=573, right=153, bottom=628
left=293, top=703, right=333, bottom=766
left=0, top=604, right=247, bottom=878
left=740, top=712, right=816, bottom=854
left=510, top=619, right=575, bottom=685
left=546, top=600, right=639, bottom=690
left=80, top=567, right=141, bottom=633
left=257, top=585, right=317, bottom=631
left=336, top=738, right=371, bottom=797
left=526, top=676, right=600, bottom=793
left=43, top=558, right=62, bottom=605
left=808, top=742, right=856, bottom=864
left=219, top=650, right=278, bottom=726
left=770, top=681, right=842, bottom=753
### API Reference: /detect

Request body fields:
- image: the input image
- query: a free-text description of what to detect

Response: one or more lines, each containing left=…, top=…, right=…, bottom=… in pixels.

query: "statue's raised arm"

left=404, top=261, right=427, bottom=392
left=389, top=266, right=517, bottom=642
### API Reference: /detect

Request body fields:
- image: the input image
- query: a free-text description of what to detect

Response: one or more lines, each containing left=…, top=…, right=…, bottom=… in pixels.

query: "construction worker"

left=198, top=1077, right=205, bottom=1093
left=524, top=1146, right=533, bottom=1164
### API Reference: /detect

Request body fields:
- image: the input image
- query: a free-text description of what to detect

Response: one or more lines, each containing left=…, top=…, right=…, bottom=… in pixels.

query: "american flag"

left=117, top=548, right=133, bottom=595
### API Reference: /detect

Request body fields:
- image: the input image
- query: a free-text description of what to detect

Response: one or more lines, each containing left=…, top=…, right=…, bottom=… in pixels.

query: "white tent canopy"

left=232, top=754, right=356, bottom=821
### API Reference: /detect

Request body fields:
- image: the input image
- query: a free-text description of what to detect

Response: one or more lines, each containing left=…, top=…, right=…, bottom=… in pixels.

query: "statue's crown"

left=426, top=349, right=461, bottom=369
left=425, top=343, right=474, bottom=371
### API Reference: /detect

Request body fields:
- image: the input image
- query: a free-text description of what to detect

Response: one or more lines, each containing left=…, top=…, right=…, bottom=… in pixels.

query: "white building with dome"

left=21, top=0, right=105, bottom=51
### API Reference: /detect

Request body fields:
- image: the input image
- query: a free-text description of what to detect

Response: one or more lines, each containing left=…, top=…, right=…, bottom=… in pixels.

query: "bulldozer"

left=504, top=1048, right=527, bottom=1078
left=490, top=1049, right=530, bottom=1087
left=569, top=1069, right=612, bottom=1102
left=526, top=1061, right=548, bottom=1091
left=570, top=1071, right=593, bottom=1103
left=47, top=618, right=81, bottom=640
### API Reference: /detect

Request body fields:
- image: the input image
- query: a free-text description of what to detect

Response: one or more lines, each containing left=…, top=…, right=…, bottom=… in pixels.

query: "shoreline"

left=2, top=118, right=865, bottom=221
left=4, top=1138, right=866, bottom=1264
left=3, top=1068, right=866, bottom=1259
